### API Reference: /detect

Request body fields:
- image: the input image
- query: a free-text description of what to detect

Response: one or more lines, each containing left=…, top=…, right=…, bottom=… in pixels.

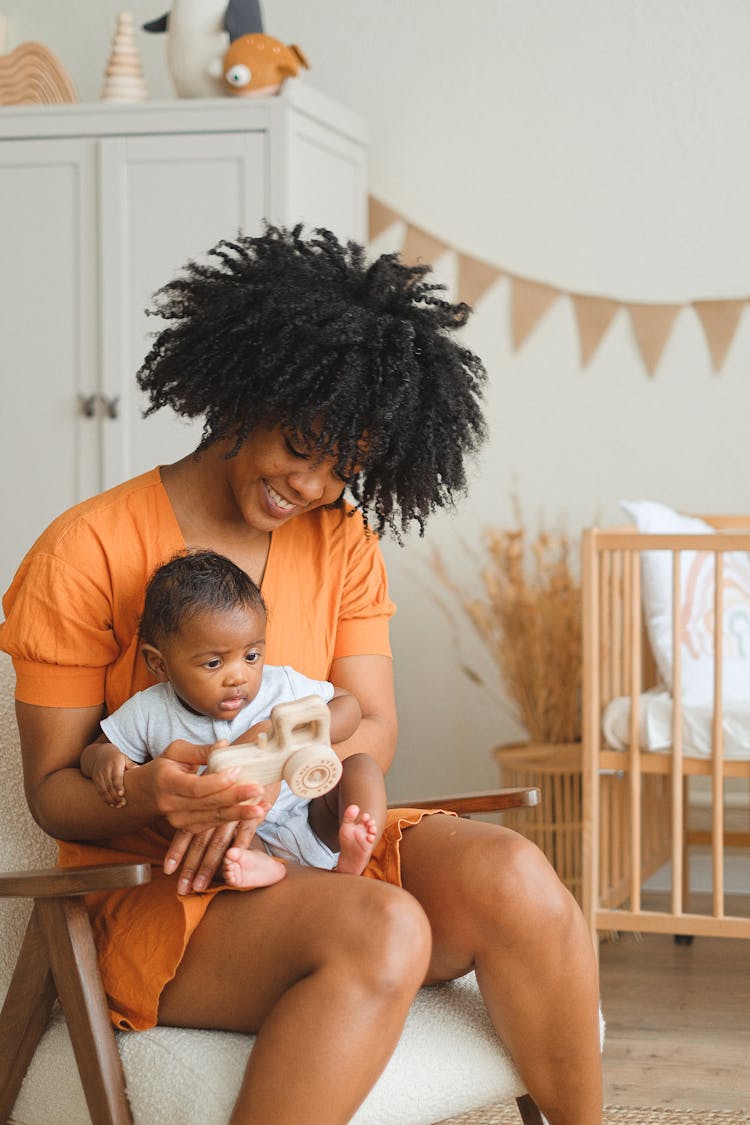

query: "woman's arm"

left=327, top=654, right=397, bottom=772
left=16, top=700, right=266, bottom=841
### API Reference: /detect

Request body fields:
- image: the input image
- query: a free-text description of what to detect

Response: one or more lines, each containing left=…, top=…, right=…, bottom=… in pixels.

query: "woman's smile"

left=264, top=481, right=297, bottom=515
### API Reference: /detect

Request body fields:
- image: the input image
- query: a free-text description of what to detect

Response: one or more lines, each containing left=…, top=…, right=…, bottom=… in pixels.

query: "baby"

left=81, top=549, right=387, bottom=888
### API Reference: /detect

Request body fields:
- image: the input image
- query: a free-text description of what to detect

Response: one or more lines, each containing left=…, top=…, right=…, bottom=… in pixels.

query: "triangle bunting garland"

left=692, top=299, right=746, bottom=371
left=510, top=277, right=560, bottom=350
left=400, top=223, right=451, bottom=268
left=571, top=294, right=621, bottom=367
left=627, top=304, right=683, bottom=376
left=367, top=194, right=748, bottom=375
left=456, top=252, right=503, bottom=308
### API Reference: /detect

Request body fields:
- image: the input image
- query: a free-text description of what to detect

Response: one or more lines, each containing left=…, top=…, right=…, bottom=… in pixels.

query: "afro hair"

left=137, top=224, right=487, bottom=539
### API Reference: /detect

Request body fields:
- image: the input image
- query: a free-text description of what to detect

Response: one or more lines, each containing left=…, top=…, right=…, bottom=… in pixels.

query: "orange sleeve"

left=332, top=519, right=396, bottom=662
left=1, top=550, right=117, bottom=707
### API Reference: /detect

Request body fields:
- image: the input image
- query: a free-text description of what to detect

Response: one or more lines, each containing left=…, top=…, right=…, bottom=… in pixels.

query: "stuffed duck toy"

left=143, top=0, right=264, bottom=97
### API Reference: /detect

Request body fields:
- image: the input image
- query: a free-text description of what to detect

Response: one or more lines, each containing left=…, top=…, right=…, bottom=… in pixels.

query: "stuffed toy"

left=218, top=32, right=309, bottom=96
left=142, top=0, right=264, bottom=98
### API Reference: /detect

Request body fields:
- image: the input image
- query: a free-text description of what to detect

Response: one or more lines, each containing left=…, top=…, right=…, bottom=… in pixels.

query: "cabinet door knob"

left=100, top=395, right=120, bottom=419
left=78, top=393, right=98, bottom=418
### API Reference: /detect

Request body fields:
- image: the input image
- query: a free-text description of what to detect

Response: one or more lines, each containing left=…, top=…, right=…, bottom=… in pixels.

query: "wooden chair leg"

left=0, top=905, right=58, bottom=1121
left=35, top=896, right=133, bottom=1125
left=516, top=1092, right=546, bottom=1123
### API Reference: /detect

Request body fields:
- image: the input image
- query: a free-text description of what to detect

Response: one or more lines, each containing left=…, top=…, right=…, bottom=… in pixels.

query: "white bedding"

left=602, top=687, right=750, bottom=760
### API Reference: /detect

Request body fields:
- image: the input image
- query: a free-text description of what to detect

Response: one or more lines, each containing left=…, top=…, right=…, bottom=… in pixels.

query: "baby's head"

left=139, top=550, right=267, bottom=721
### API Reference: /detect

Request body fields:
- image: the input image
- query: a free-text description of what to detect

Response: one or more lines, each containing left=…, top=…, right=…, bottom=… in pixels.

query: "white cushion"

left=7, top=975, right=526, bottom=1125
left=621, top=499, right=750, bottom=705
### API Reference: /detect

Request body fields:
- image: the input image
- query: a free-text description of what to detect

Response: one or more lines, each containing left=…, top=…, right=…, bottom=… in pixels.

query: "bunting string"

left=368, top=195, right=748, bottom=374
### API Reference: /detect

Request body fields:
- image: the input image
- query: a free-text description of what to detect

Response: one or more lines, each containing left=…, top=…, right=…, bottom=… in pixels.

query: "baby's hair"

left=139, top=549, right=266, bottom=648
left=137, top=224, right=487, bottom=540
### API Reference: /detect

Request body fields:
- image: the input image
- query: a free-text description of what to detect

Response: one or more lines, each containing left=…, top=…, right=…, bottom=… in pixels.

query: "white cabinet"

left=0, top=87, right=367, bottom=593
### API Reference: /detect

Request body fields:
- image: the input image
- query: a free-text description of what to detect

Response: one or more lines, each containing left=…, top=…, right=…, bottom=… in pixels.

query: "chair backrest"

left=0, top=652, right=57, bottom=1002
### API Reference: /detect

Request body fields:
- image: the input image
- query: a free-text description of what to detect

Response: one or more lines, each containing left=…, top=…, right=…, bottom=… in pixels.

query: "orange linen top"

left=0, top=468, right=396, bottom=1028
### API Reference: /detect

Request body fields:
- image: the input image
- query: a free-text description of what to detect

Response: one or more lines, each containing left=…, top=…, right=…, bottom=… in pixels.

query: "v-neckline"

left=156, top=464, right=275, bottom=589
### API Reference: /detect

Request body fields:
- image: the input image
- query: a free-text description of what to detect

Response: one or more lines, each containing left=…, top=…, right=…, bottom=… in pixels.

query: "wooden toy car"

left=207, top=695, right=342, bottom=799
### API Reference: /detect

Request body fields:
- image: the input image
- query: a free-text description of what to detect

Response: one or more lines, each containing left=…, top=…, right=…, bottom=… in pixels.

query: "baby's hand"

left=91, top=746, right=137, bottom=808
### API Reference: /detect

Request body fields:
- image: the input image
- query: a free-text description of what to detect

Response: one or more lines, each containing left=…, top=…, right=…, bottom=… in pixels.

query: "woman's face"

left=222, top=426, right=348, bottom=532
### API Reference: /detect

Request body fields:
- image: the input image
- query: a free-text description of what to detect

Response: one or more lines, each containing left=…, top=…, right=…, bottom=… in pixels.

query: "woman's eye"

left=283, top=436, right=308, bottom=460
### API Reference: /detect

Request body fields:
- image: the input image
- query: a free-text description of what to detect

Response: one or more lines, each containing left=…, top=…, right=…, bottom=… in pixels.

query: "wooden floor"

left=599, top=893, right=750, bottom=1111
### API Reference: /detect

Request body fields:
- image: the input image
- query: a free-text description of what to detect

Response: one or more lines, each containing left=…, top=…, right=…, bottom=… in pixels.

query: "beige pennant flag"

left=510, top=276, right=560, bottom=350
left=401, top=223, right=451, bottom=267
left=627, top=303, right=682, bottom=375
left=571, top=293, right=621, bottom=367
left=368, top=196, right=402, bottom=241
left=456, top=253, right=502, bottom=308
left=692, top=299, right=747, bottom=371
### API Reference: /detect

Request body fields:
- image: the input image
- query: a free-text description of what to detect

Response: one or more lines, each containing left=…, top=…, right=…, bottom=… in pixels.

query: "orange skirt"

left=62, top=807, right=453, bottom=1030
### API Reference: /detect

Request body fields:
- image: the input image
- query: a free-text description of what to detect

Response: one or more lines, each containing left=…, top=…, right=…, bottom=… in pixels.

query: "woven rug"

left=440, top=1105, right=750, bottom=1125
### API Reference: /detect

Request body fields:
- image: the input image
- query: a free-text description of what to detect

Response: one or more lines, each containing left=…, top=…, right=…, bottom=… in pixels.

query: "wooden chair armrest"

left=0, top=862, right=152, bottom=899
left=389, top=786, right=541, bottom=816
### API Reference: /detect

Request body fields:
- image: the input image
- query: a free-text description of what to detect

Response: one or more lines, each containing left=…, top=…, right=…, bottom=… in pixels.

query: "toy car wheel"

left=283, top=749, right=342, bottom=798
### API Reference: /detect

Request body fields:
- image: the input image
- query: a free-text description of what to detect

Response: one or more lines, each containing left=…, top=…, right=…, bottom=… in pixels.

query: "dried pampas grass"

left=432, top=521, right=582, bottom=744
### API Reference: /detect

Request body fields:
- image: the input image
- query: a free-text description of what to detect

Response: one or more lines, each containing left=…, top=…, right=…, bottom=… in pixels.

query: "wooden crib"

left=581, top=515, right=750, bottom=946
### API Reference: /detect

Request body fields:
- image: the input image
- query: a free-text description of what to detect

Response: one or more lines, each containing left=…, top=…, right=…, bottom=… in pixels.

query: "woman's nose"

left=289, top=462, right=337, bottom=503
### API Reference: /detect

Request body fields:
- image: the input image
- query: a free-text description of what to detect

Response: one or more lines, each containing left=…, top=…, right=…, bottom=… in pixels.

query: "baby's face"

left=161, top=605, right=266, bottom=721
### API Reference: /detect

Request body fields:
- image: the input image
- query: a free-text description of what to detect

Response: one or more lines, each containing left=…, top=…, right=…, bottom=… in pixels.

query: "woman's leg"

left=158, top=865, right=432, bottom=1125
left=398, top=814, right=602, bottom=1125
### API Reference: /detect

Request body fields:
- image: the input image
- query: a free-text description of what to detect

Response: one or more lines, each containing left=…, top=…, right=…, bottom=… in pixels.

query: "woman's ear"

left=141, top=643, right=168, bottom=681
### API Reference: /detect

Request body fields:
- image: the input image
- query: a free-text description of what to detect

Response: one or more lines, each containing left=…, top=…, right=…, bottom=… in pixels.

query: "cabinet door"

left=98, top=131, right=268, bottom=489
left=0, top=139, right=99, bottom=594
left=284, top=114, right=367, bottom=243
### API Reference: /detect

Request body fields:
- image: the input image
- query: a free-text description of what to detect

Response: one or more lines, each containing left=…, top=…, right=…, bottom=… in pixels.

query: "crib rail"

left=582, top=521, right=750, bottom=947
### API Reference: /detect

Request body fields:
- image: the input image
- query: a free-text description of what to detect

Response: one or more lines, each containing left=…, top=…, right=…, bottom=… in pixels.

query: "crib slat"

left=600, top=551, right=611, bottom=704
left=581, top=529, right=601, bottom=945
left=670, top=550, right=684, bottom=917
left=628, top=550, right=642, bottom=914
left=712, top=551, right=725, bottom=919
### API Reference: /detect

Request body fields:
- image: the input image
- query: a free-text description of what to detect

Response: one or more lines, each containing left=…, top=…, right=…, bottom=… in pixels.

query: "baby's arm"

left=81, top=736, right=138, bottom=809
left=328, top=688, right=362, bottom=745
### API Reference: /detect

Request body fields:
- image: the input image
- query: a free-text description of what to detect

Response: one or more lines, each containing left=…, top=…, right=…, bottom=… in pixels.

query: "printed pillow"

left=621, top=499, right=750, bottom=705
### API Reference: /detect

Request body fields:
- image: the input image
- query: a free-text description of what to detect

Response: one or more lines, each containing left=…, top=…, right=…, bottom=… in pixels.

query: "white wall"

left=3, top=1, right=750, bottom=799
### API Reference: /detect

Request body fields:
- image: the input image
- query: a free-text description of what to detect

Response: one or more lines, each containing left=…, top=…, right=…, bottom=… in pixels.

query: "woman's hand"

left=149, top=738, right=265, bottom=829
left=164, top=819, right=265, bottom=894
left=158, top=738, right=271, bottom=893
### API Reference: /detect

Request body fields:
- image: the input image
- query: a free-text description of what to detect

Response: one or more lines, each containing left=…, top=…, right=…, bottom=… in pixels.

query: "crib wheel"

left=674, top=934, right=694, bottom=945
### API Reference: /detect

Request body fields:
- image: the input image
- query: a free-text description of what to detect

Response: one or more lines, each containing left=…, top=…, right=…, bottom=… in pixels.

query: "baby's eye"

left=245, top=652, right=261, bottom=664
left=204, top=658, right=222, bottom=670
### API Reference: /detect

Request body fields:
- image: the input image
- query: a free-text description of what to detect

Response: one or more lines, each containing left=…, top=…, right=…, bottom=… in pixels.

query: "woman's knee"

left=343, top=883, right=432, bottom=994
left=466, top=829, right=577, bottom=933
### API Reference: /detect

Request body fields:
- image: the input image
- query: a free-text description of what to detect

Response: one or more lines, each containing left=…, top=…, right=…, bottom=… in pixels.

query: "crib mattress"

left=602, top=687, right=750, bottom=760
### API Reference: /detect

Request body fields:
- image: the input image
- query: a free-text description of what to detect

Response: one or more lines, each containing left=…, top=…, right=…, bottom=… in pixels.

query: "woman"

left=1, top=226, right=601, bottom=1124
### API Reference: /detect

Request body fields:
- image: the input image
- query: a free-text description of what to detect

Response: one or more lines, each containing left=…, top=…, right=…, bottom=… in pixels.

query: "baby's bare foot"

left=336, top=804, right=378, bottom=876
left=223, top=846, right=286, bottom=890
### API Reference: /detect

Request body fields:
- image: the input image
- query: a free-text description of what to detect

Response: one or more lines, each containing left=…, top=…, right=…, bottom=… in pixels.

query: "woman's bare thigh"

left=158, top=865, right=413, bottom=1032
